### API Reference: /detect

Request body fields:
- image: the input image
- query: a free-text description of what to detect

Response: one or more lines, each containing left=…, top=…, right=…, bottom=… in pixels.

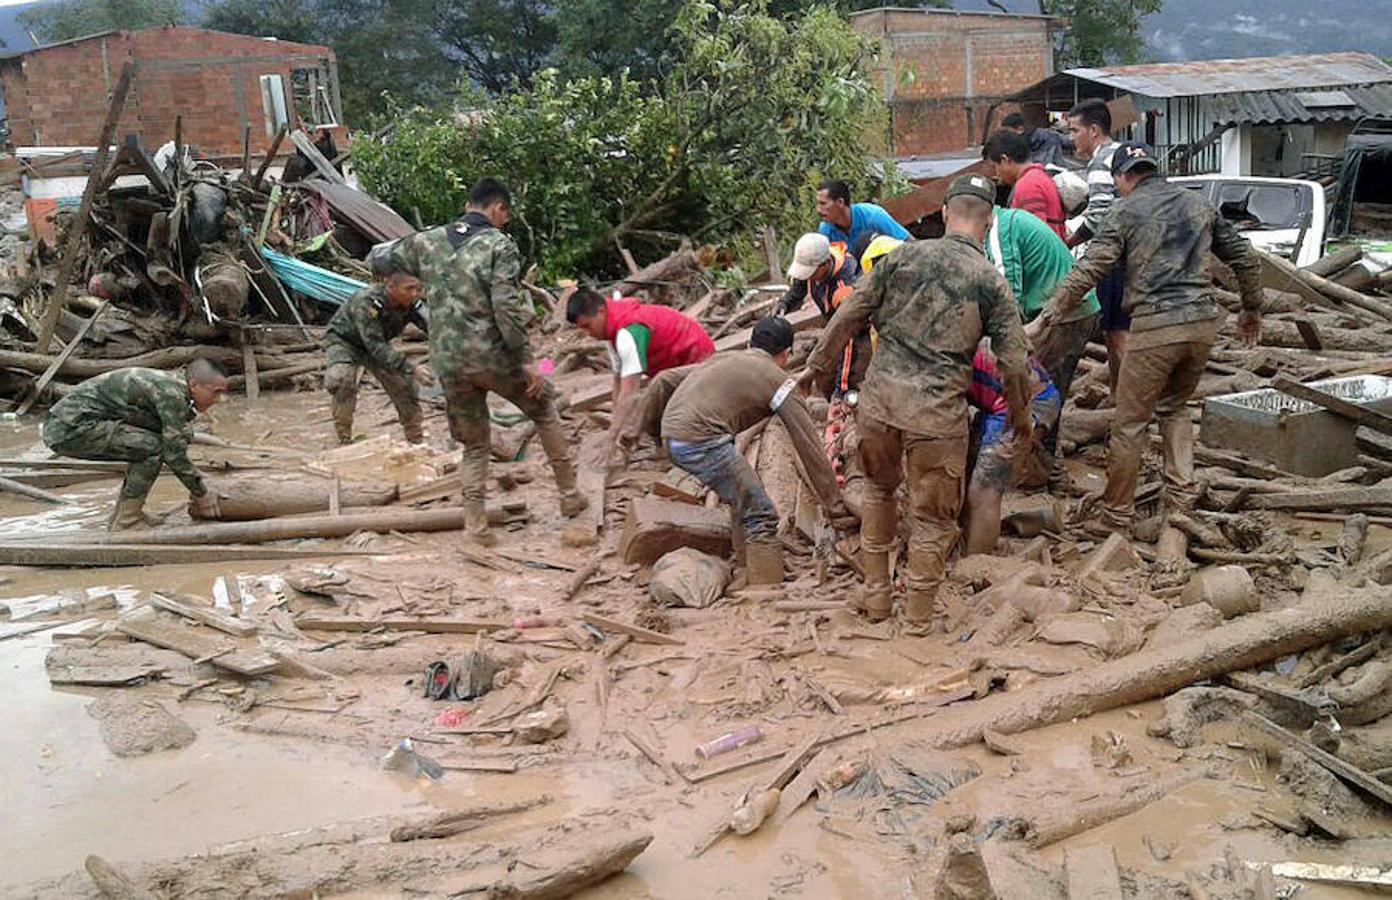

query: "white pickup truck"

left=1169, top=174, right=1326, bottom=267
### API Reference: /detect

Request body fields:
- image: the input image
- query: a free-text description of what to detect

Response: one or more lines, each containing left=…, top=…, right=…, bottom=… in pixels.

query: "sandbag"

left=648, top=548, right=730, bottom=609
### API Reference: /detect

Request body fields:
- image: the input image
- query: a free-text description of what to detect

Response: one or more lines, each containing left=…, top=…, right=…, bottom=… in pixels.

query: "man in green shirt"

left=985, top=206, right=1099, bottom=488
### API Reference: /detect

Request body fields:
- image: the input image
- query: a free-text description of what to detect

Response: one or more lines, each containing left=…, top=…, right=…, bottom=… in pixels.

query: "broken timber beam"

left=1247, top=487, right=1392, bottom=512
left=581, top=612, right=683, bottom=645
left=252, top=124, right=288, bottom=190
left=15, top=299, right=111, bottom=416
left=34, top=62, right=134, bottom=353
left=1244, top=711, right=1392, bottom=807
left=0, top=475, right=71, bottom=505
left=296, top=615, right=506, bottom=634
left=1272, top=375, right=1392, bottom=438
left=116, top=607, right=278, bottom=677
left=0, top=543, right=366, bottom=568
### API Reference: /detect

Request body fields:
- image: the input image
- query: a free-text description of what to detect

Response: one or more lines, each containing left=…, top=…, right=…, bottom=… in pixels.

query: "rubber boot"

left=402, top=420, right=424, bottom=445
left=463, top=500, right=495, bottom=547
left=857, top=548, right=892, bottom=622
left=108, top=497, right=152, bottom=532
left=857, top=491, right=896, bottom=622
left=902, top=547, right=943, bottom=625
left=535, top=417, right=586, bottom=517
left=559, top=490, right=589, bottom=518
left=902, top=588, right=936, bottom=624
left=745, top=540, right=784, bottom=586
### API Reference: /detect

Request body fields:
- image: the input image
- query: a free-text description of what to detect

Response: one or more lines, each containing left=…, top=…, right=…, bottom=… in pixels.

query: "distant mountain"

left=945, top=0, right=1392, bottom=64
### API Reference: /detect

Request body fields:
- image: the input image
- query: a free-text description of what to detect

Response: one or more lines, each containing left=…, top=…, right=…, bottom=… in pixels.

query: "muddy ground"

left=2, top=380, right=1390, bottom=899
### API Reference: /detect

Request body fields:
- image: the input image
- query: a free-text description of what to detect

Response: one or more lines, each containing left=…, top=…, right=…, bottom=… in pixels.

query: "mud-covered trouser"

left=1104, top=339, right=1212, bottom=529
left=42, top=418, right=164, bottom=502
left=441, top=368, right=574, bottom=505
left=1033, top=311, right=1097, bottom=456
left=858, top=412, right=968, bottom=599
left=324, top=361, right=422, bottom=443
left=667, top=435, right=779, bottom=542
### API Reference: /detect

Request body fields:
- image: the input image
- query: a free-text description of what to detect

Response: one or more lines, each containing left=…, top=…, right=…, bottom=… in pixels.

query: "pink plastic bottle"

left=695, top=725, right=763, bottom=759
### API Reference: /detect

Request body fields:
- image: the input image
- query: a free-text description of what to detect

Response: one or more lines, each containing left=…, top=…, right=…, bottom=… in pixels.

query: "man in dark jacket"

left=1032, top=142, right=1263, bottom=537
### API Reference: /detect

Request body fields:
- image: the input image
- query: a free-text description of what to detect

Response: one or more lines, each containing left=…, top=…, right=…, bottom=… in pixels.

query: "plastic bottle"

left=695, top=724, right=762, bottom=759
left=512, top=615, right=557, bottom=630
left=730, top=789, right=781, bottom=835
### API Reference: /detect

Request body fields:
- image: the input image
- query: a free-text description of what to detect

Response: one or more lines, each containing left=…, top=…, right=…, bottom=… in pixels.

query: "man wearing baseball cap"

left=776, top=232, right=868, bottom=397
left=801, top=173, right=1032, bottom=625
left=1031, top=141, right=1263, bottom=542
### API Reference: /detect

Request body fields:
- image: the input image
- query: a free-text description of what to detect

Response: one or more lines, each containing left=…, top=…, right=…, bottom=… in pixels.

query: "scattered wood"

left=1, top=591, right=116, bottom=621
left=1029, top=768, right=1211, bottom=847
left=1265, top=862, right=1392, bottom=889
left=115, top=608, right=278, bottom=677
left=487, top=830, right=652, bottom=900
left=692, top=729, right=824, bottom=857
left=1078, top=533, right=1140, bottom=580
left=296, top=615, right=505, bottom=634
left=0, top=475, right=71, bottom=505
left=388, top=796, right=552, bottom=842
left=1272, top=375, right=1392, bottom=438
left=149, top=593, right=257, bottom=637
left=1297, top=637, right=1381, bottom=688
left=561, top=556, right=604, bottom=602
left=624, top=728, right=685, bottom=784
left=581, top=612, right=683, bottom=646
left=773, top=600, right=849, bottom=613
left=619, top=498, right=731, bottom=566
left=0, top=543, right=365, bottom=568
left=1247, top=487, right=1392, bottom=512
left=84, top=854, right=156, bottom=900
left=1190, top=548, right=1289, bottom=566
left=1243, top=711, right=1392, bottom=807
left=77, top=506, right=510, bottom=546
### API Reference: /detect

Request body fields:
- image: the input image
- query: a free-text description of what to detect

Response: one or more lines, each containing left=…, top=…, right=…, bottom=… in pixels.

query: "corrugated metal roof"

left=1065, top=52, right=1392, bottom=99
left=1204, top=83, right=1392, bottom=125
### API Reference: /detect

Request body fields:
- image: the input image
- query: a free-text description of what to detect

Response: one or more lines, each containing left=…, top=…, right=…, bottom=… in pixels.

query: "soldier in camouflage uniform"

left=802, top=174, right=1031, bottom=624
left=390, top=178, right=586, bottom=546
left=41, top=360, right=230, bottom=529
left=323, top=258, right=431, bottom=445
left=1032, top=141, right=1262, bottom=537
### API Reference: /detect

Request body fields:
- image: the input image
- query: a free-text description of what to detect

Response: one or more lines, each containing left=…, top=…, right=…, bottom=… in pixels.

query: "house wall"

left=852, top=9, right=1056, bottom=156
left=1, top=27, right=340, bottom=158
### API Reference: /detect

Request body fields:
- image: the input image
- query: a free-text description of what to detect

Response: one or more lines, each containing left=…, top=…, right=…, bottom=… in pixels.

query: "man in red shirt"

left=568, top=288, right=715, bottom=462
left=983, top=130, right=1067, bottom=240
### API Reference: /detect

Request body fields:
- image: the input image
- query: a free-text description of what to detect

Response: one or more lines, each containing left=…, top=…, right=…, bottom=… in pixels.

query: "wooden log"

left=1248, top=319, right=1392, bottom=353
left=66, top=506, right=511, bottom=546
left=1304, top=245, right=1362, bottom=277
left=1030, top=769, right=1210, bottom=848
left=0, top=475, right=71, bottom=505
left=241, top=343, right=259, bottom=401
left=562, top=556, right=603, bottom=602
left=227, top=359, right=323, bottom=389
left=489, top=830, right=652, bottom=899
left=0, top=344, right=244, bottom=379
left=116, top=607, right=278, bottom=677
left=84, top=855, right=156, bottom=900
left=16, top=299, right=111, bottom=416
left=1248, top=487, right=1392, bottom=512
left=1272, top=375, right=1392, bottom=438
left=581, top=611, right=683, bottom=646
left=882, top=586, right=1392, bottom=751
left=618, top=497, right=731, bottom=566
left=1258, top=249, right=1392, bottom=323
left=0, top=543, right=363, bottom=567
left=0, top=468, right=118, bottom=489
left=1243, top=711, right=1392, bottom=807
left=148, top=593, right=257, bottom=637
left=34, top=63, right=134, bottom=353
left=296, top=615, right=505, bottom=634
left=201, top=475, right=396, bottom=521
left=388, top=796, right=552, bottom=842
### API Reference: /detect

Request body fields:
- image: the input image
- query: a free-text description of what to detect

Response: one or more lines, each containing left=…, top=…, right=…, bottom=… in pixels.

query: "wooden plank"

left=623, top=728, right=685, bottom=784
left=241, top=343, right=260, bottom=402
left=15, top=299, right=111, bottom=416
left=0, top=459, right=127, bottom=472
left=296, top=615, right=506, bottom=634
left=1292, top=318, right=1323, bottom=351
left=581, top=612, right=683, bottom=646
left=116, top=608, right=278, bottom=677
left=149, top=593, right=258, bottom=637
left=288, top=129, right=346, bottom=184
left=33, top=62, right=134, bottom=353
left=1066, top=844, right=1123, bottom=900
left=1248, top=487, right=1392, bottom=512
left=0, top=475, right=70, bottom=505
left=252, top=123, right=288, bottom=190
left=0, top=543, right=365, bottom=568
left=1272, top=375, right=1392, bottom=438
left=1244, top=711, right=1392, bottom=807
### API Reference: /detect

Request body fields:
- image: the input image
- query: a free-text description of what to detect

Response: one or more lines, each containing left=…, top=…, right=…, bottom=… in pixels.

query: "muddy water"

left=2, top=390, right=1389, bottom=897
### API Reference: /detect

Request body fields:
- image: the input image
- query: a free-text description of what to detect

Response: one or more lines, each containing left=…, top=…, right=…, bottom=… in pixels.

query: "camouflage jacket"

left=807, top=233, right=1031, bottom=437
left=46, top=367, right=205, bottom=495
left=390, top=212, right=533, bottom=381
left=1048, top=175, right=1263, bottom=334
left=323, top=283, right=427, bottom=375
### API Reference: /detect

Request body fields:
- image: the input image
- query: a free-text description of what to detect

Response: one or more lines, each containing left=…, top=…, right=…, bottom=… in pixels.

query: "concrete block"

left=1078, top=533, right=1140, bottom=581
left=619, top=498, right=732, bottom=567
left=1201, top=375, right=1392, bottom=477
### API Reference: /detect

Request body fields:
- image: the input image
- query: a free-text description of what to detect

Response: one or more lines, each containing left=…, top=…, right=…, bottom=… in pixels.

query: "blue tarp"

left=260, top=246, right=366, bottom=307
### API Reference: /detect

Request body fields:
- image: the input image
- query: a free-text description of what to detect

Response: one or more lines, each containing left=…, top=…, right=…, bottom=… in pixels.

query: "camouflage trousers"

left=324, top=361, right=422, bottom=444
left=858, top=412, right=968, bottom=601
left=440, top=368, right=575, bottom=505
left=42, top=416, right=167, bottom=502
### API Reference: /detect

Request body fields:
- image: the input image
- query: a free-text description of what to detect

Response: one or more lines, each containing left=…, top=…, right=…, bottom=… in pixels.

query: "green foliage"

left=355, top=1, right=889, bottom=281
left=1039, top=0, right=1164, bottom=66
left=19, top=0, right=184, bottom=43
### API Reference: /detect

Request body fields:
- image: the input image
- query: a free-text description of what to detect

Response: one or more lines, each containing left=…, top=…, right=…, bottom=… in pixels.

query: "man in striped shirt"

left=1066, top=98, right=1129, bottom=393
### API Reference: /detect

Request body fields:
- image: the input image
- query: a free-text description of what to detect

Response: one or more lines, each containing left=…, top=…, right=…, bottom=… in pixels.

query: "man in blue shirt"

left=816, top=179, right=909, bottom=247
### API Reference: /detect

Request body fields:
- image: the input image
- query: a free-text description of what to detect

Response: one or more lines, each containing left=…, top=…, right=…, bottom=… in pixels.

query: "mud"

left=5, top=387, right=1392, bottom=898
left=87, top=694, right=196, bottom=757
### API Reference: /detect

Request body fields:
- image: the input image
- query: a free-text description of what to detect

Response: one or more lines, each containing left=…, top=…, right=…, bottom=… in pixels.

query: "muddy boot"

left=856, top=548, right=892, bottom=622
left=902, top=588, right=936, bottom=625
left=402, top=421, right=424, bottom=445
left=559, top=490, right=589, bottom=518
left=108, top=497, right=152, bottom=532
left=745, top=540, right=784, bottom=586
left=463, top=500, right=495, bottom=548
left=335, top=424, right=354, bottom=445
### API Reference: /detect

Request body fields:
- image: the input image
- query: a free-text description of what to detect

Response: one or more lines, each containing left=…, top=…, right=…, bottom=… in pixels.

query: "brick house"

left=851, top=7, right=1061, bottom=157
left=0, top=26, right=343, bottom=159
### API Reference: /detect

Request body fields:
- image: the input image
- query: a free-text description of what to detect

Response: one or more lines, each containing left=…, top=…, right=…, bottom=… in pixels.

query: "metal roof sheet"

left=1064, top=52, right=1392, bottom=99
left=1204, top=83, right=1392, bottom=125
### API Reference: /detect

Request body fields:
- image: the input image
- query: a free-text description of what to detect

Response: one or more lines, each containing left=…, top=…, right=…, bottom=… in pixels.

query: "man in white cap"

left=775, top=232, right=868, bottom=397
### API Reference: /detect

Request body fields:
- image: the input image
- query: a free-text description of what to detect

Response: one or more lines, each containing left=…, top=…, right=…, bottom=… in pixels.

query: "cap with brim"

left=944, top=173, right=997, bottom=205
left=1111, top=140, right=1159, bottom=175
left=787, top=233, right=832, bottom=281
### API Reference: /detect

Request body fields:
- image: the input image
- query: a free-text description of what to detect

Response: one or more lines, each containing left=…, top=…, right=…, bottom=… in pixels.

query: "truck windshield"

left=1213, top=184, right=1306, bottom=230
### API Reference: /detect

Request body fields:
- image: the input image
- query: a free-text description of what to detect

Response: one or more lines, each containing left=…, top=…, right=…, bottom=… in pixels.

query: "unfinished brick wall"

left=1, top=27, right=340, bottom=158
left=852, top=9, right=1056, bottom=157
